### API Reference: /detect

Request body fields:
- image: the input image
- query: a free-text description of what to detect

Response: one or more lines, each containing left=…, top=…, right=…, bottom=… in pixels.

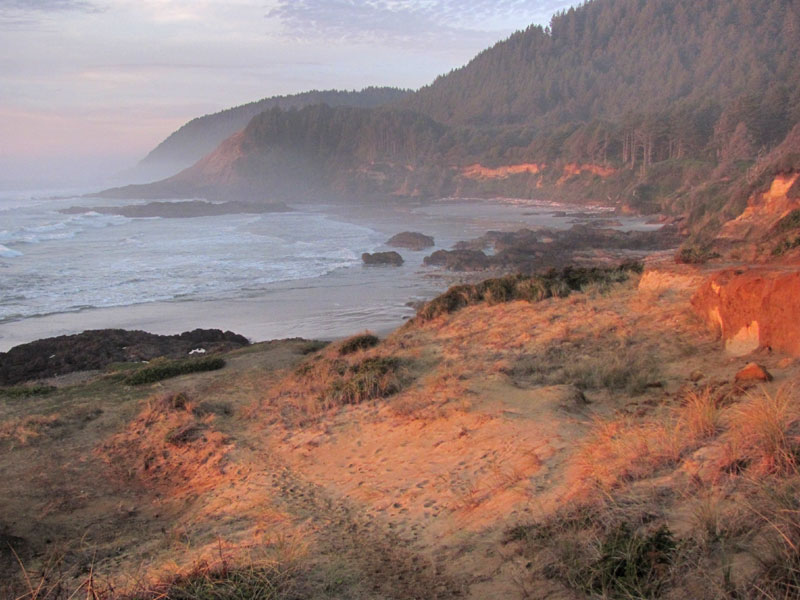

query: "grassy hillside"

left=3, top=262, right=800, bottom=599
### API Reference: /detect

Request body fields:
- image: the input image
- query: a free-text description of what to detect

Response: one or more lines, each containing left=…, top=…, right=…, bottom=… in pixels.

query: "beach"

left=0, top=192, right=659, bottom=352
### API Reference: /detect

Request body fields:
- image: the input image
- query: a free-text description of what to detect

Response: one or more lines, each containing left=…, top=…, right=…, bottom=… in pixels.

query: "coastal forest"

left=117, top=0, right=800, bottom=249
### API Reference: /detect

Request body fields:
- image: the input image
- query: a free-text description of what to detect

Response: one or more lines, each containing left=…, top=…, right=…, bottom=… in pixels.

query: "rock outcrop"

left=362, top=251, right=404, bottom=266
left=386, top=232, right=435, bottom=251
left=423, top=249, right=490, bottom=271
left=0, top=329, right=249, bottom=385
left=734, top=362, right=773, bottom=382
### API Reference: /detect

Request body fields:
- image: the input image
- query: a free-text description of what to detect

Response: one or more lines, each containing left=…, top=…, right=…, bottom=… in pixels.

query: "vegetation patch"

left=0, top=384, right=56, bottom=400
left=338, top=332, right=380, bottom=355
left=675, top=246, right=721, bottom=264
left=772, top=235, right=800, bottom=256
left=508, top=335, right=659, bottom=395
left=417, top=262, right=642, bottom=321
left=774, top=208, right=800, bottom=233
left=132, top=560, right=301, bottom=600
left=125, top=357, right=225, bottom=385
left=323, top=356, right=404, bottom=406
left=575, top=523, right=676, bottom=599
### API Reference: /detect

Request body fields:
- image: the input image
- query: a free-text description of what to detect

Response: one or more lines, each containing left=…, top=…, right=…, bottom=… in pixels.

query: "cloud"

left=0, top=0, right=102, bottom=28
left=267, top=0, right=576, bottom=44
left=0, top=0, right=100, bottom=13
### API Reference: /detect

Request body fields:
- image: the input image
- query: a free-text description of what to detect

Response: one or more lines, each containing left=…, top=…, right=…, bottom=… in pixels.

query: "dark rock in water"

left=423, top=249, right=490, bottom=271
left=427, top=222, right=681, bottom=273
left=0, top=329, right=249, bottom=386
left=60, top=199, right=291, bottom=219
left=362, top=251, right=404, bottom=266
left=386, top=231, right=435, bottom=250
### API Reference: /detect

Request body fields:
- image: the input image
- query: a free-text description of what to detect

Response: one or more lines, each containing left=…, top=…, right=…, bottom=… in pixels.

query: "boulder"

left=362, top=251, right=404, bottom=266
left=386, top=231, right=435, bottom=251
left=734, top=362, right=773, bottom=382
left=423, top=249, right=489, bottom=271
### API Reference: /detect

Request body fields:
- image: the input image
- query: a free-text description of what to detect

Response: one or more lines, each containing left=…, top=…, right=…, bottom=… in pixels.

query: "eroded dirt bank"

left=692, top=265, right=800, bottom=356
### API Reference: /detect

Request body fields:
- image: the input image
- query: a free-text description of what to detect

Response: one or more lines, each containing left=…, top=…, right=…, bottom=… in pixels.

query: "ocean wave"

left=0, top=244, right=21, bottom=258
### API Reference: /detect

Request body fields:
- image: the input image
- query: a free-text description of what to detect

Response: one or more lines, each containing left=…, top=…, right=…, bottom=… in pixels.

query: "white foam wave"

left=0, top=244, right=21, bottom=258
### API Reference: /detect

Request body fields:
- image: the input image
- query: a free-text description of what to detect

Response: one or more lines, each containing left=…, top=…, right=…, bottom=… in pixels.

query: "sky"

left=0, top=0, right=576, bottom=189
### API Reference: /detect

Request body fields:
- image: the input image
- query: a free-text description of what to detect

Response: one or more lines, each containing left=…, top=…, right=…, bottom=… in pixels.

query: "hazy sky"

left=0, top=0, right=576, bottom=188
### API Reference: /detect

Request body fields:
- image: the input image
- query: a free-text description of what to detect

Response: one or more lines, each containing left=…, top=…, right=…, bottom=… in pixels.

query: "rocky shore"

left=0, top=328, right=249, bottom=385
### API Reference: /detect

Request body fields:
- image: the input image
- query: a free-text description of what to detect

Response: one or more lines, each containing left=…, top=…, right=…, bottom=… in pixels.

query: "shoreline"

left=0, top=195, right=662, bottom=353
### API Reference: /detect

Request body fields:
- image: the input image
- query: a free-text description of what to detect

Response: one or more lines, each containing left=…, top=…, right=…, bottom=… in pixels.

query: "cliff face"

left=714, top=173, right=800, bottom=258
left=692, top=267, right=800, bottom=356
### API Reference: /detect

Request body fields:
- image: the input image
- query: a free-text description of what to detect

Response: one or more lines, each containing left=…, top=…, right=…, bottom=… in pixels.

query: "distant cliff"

left=98, top=105, right=448, bottom=201
left=129, top=87, right=409, bottom=183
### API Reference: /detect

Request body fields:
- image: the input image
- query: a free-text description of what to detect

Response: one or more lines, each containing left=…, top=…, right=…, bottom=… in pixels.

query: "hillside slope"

left=5, top=264, right=800, bottom=598
left=130, top=87, right=409, bottom=182
left=98, top=105, right=450, bottom=201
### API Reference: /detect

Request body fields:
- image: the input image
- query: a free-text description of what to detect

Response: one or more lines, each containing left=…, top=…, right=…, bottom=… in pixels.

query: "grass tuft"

left=726, top=387, right=800, bottom=476
left=680, top=386, right=722, bottom=444
left=323, top=357, right=403, bottom=406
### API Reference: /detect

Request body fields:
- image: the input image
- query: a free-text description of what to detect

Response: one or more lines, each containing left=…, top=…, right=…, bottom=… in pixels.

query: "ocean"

left=0, top=189, right=654, bottom=352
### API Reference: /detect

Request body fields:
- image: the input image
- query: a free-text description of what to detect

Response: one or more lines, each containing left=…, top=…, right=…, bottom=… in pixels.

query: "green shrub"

left=577, top=523, right=676, bottom=599
left=416, top=263, right=642, bottom=321
left=772, top=235, right=800, bottom=256
left=0, top=385, right=56, bottom=399
left=508, top=339, right=658, bottom=395
left=675, top=246, right=721, bottom=264
left=775, top=209, right=800, bottom=233
left=125, top=357, right=225, bottom=385
left=338, top=332, right=380, bottom=355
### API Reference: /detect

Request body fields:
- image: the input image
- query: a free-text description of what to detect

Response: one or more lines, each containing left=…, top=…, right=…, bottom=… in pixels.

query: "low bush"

left=775, top=209, right=800, bottom=233
left=0, top=384, right=56, bottom=399
left=323, top=357, right=403, bottom=406
left=509, top=338, right=659, bottom=395
left=338, top=332, right=380, bottom=355
left=416, top=262, right=642, bottom=321
left=577, top=523, right=676, bottom=599
left=125, top=357, right=225, bottom=385
left=726, top=387, right=800, bottom=475
left=772, top=235, right=800, bottom=256
left=675, top=246, right=721, bottom=264
left=133, top=560, right=299, bottom=600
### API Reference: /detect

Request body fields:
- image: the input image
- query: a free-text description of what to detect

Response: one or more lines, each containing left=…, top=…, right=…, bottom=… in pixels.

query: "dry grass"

left=0, top=413, right=60, bottom=445
left=726, top=387, right=800, bottom=476
left=680, top=386, right=723, bottom=444
left=564, top=416, right=681, bottom=501
left=508, top=333, right=660, bottom=395
left=265, top=343, right=413, bottom=425
left=742, top=476, right=800, bottom=598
